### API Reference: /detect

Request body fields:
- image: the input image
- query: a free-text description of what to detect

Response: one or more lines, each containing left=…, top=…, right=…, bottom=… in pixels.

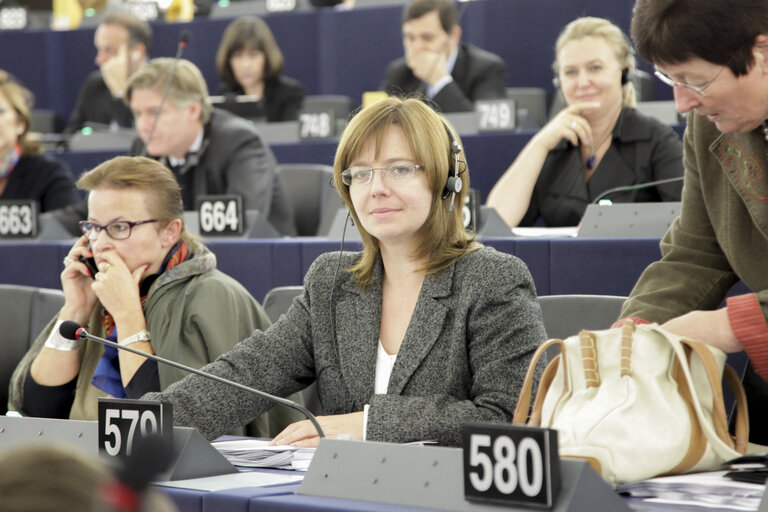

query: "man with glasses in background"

left=618, top=0, right=768, bottom=442
left=380, top=0, right=508, bottom=113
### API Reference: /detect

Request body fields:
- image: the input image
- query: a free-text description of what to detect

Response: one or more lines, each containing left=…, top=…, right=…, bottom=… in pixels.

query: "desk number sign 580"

left=462, top=423, right=560, bottom=508
left=97, top=398, right=172, bottom=458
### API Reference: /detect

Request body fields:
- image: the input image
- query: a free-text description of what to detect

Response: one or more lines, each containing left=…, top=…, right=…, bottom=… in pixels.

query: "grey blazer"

left=145, top=246, right=545, bottom=446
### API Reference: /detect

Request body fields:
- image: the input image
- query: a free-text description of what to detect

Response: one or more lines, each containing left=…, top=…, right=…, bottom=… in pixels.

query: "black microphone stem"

left=591, top=176, right=685, bottom=204
left=76, top=329, right=325, bottom=439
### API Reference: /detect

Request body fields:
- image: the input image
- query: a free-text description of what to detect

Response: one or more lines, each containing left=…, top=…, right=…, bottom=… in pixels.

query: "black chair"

left=261, top=285, right=324, bottom=415
left=277, top=164, right=344, bottom=236
left=505, top=87, right=548, bottom=129
left=0, top=284, right=65, bottom=414
left=263, top=285, right=304, bottom=324
left=538, top=294, right=626, bottom=340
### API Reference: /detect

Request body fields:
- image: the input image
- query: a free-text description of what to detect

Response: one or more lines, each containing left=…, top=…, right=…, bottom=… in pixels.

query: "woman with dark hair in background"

left=0, top=71, right=79, bottom=212
left=216, top=16, right=305, bottom=122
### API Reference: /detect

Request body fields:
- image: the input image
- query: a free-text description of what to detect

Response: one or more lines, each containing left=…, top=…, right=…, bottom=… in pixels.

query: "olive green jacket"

left=9, top=243, right=304, bottom=436
left=621, top=111, right=768, bottom=374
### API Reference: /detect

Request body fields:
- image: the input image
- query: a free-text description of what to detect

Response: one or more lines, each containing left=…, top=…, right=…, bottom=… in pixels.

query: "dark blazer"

left=66, top=71, right=134, bottom=133
left=521, top=106, right=684, bottom=227
left=130, top=108, right=296, bottom=236
left=2, top=154, right=80, bottom=212
left=217, top=75, right=305, bottom=123
left=381, top=42, right=508, bottom=113
left=145, top=247, right=546, bottom=446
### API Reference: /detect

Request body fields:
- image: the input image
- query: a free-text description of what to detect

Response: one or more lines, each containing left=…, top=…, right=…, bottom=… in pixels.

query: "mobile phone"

left=79, top=254, right=98, bottom=279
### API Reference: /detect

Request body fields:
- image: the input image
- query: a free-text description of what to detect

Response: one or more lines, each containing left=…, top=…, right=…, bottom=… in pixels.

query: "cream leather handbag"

left=513, top=321, right=749, bottom=486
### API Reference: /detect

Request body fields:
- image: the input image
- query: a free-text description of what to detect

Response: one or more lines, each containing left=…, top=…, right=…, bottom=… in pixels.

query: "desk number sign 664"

left=97, top=398, right=172, bottom=458
left=462, top=423, right=560, bottom=508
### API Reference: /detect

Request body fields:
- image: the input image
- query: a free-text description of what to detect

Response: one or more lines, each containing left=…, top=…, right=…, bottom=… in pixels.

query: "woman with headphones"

left=487, top=17, right=684, bottom=228
left=144, top=97, right=546, bottom=447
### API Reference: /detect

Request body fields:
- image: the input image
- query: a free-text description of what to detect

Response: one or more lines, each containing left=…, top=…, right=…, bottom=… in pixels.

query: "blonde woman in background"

left=487, top=17, right=683, bottom=228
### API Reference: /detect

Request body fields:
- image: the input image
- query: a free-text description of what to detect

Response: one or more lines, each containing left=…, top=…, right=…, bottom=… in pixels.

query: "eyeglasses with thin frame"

left=79, top=219, right=158, bottom=240
left=653, top=49, right=740, bottom=97
left=341, top=164, right=424, bottom=186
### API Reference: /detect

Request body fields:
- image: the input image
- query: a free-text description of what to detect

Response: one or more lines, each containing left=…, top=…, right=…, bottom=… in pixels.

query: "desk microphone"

left=140, top=30, right=191, bottom=157
left=58, top=320, right=325, bottom=439
left=591, top=176, right=684, bottom=204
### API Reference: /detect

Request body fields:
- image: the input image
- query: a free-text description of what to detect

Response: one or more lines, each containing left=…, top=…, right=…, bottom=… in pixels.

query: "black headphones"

left=441, top=122, right=463, bottom=212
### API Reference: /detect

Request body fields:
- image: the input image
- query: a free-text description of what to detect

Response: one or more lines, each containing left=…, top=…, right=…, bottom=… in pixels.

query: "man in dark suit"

left=381, top=0, right=508, bottom=113
left=126, top=58, right=296, bottom=236
left=66, top=11, right=151, bottom=133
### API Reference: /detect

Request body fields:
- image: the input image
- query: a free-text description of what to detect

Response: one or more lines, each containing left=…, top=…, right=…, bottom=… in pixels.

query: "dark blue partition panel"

left=52, top=129, right=537, bottom=202
left=2, top=0, right=659, bottom=130
left=548, top=237, right=662, bottom=296
left=315, top=5, right=403, bottom=102
left=262, top=11, right=322, bottom=95
left=205, top=239, right=276, bottom=303
left=0, top=242, right=67, bottom=290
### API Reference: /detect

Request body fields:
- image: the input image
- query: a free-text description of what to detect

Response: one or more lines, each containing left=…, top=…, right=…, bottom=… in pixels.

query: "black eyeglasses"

left=79, top=219, right=158, bottom=240
left=340, top=164, right=424, bottom=186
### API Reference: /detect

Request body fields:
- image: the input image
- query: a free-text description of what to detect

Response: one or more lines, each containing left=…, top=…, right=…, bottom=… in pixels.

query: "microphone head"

left=179, top=31, right=191, bottom=47
left=59, top=320, right=82, bottom=340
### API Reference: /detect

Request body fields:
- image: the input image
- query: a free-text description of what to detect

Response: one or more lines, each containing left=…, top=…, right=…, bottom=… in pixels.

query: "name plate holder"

left=300, top=439, right=630, bottom=511
left=578, top=202, right=681, bottom=238
left=0, top=415, right=235, bottom=481
left=0, top=200, right=38, bottom=239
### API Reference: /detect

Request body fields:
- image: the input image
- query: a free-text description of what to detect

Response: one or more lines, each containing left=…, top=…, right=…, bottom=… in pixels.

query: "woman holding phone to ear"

left=487, top=17, right=683, bottom=228
left=8, top=156, right=302, bottom=435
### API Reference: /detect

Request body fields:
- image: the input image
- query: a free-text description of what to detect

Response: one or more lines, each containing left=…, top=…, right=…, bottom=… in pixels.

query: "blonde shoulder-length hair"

left=554, top=16, right=638, bottom=107
left=333, top=97, right=480, bottom=289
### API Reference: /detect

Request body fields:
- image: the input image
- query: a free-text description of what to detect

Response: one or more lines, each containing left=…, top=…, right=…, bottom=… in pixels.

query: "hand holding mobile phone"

left=79, top=254, right=98, bottom=279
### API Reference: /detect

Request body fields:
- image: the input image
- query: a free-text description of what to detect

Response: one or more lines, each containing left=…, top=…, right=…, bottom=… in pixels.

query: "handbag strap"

left=620, top=320, right=635, bottom=376
left=723, top=363, right=750, bottom=454
left=579, top=331, right=600, bottom=387
left=671, top=336, right=748, bottom=456
left=512, top=338, right=567, bottom=425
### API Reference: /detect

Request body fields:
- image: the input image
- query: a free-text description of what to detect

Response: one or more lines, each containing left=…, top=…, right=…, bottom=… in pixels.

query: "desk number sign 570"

left=97, top=398, right=172, bottom=458
left=462, top=423, right=560, bottom=508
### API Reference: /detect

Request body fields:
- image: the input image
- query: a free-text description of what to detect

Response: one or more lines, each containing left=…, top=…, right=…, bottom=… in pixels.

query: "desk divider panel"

left=0, top=416, right=235, bottom=481
left=300, top=439, right=630, bottom=511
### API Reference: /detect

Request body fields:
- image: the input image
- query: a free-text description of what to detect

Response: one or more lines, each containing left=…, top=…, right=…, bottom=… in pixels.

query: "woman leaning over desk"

left=145, top=97, right=546, bottom=447
left=8, top=156, right=300, bottom=436
left=487, top=17, right=683, bottom=228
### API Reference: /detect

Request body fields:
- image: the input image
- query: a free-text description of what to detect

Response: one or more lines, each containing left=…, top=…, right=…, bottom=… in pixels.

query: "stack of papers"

left=617, top=471, right=766, bottom=511
left=212, top=439, right=315, bottom=471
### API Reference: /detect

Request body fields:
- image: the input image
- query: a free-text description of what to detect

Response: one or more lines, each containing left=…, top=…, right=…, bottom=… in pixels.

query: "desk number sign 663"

left=97, top=398, right=173, bottom=458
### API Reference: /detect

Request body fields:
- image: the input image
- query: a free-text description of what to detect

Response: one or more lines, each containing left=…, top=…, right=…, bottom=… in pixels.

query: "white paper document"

left=154, top=470, right=303, bottom=491
left=617, top=470, right=766, bottom=511
left=212, top=438, right=315, bottom=471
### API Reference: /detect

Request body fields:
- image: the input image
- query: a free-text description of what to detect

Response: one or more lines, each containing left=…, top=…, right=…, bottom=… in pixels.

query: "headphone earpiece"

left=621, top=68, right=629, bottom=86
left=441, top=123, right=463, bottom=212
left=552, top=76, right=560, bottom=89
